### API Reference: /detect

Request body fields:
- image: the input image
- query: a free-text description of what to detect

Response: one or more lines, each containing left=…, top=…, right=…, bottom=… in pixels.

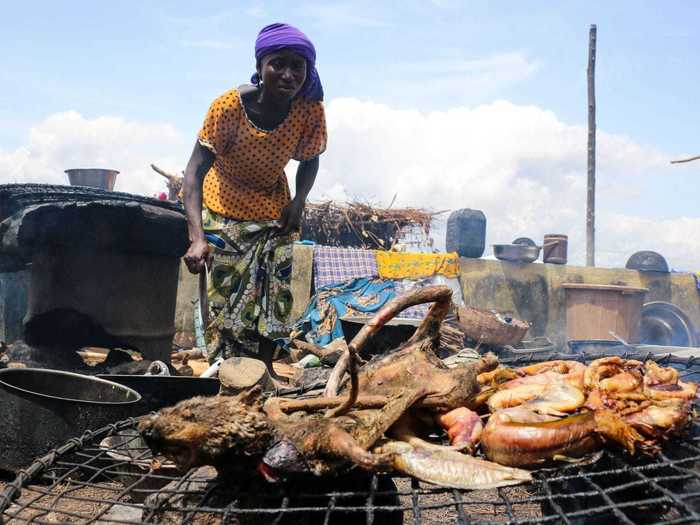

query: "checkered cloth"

left=313, top=246, right=379, bottom=289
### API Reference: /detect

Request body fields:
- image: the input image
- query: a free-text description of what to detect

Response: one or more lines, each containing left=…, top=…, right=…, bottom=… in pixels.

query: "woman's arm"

left=279, top=156, right=319, bottom=234
left=182, top=140, right=215, bottom=274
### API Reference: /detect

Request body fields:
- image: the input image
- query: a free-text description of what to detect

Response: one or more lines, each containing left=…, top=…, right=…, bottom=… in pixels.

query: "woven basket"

left=457, top=306, right=529, bottom=347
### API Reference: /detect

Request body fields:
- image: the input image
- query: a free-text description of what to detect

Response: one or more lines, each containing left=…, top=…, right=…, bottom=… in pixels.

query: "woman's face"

left=258, top=49, right=307, bottom=101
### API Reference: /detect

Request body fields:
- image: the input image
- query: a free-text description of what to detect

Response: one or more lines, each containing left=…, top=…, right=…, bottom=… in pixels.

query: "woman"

left=182, top=23, right=327, bottom=373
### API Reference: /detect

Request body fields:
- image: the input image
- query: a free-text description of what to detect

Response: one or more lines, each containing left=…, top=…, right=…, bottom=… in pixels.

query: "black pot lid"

left=639, top=301, right=698, bottom=347
left=625, top=250, right=669, bottom=272
left=512, top=237, right=536, bottom=246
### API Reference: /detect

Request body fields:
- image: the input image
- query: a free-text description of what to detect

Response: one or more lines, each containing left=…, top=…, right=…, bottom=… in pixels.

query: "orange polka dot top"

left=198, top=88, right=327, bottom=220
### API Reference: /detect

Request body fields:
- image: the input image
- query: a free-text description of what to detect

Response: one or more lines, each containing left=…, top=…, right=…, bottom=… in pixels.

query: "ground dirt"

left=0, top=478, right=138, bottom=524
left=394, top=478, right=542, bottom=525
left=1, top=476, right=544, bottom=525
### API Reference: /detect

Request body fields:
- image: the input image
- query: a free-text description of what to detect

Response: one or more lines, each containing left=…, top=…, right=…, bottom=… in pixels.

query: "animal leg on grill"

left=323, top=286, right=498, bottom=419
left=323, top=285, right=452, bottom=407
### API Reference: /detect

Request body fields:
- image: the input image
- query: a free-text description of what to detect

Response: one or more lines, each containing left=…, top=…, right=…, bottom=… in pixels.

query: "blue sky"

left=2, top=1, right=698, bottom=152
left=1, top=1, right=698, bottom=266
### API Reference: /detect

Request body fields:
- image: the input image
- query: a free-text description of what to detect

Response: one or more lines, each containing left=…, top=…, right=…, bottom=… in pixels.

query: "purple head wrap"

left=251, top=23, right=324, bottom=101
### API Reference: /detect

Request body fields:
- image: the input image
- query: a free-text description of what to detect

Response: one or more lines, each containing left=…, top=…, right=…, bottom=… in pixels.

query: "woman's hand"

left=278, top=197, right=305, bottom=235
left=278, top=157, right=318, bottom=235
left=183, top=236, right=213, bottom=274
left=182, top=140, right=215, bottom=273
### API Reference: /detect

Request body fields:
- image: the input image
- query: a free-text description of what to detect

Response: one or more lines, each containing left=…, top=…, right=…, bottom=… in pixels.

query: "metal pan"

left=0, top=368, right=141, bottom=471
left=97, top=374, right=220, bottom=413
left=493, top=243, right=541, bottom=263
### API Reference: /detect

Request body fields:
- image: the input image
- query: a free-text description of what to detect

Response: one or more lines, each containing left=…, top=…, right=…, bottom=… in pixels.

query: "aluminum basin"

left=65, top=169, right=119, bottom=190
left=0, top=368, right=141, bottom=471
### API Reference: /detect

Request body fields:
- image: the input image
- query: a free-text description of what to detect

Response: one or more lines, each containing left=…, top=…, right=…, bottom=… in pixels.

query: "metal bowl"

left=65, top=169, right=119, bottom=190
left=0, top=368, right=141, bottom=471
left=97, top=375, right=220, bottom=413
left=493, top=243, right=541, bottom=263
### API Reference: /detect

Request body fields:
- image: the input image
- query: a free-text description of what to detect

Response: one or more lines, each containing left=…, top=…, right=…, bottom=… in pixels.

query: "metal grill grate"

left=2, top=351, right=700, bottom=525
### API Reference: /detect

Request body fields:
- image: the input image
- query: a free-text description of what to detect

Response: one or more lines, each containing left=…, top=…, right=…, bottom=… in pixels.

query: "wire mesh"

left=1, top=351, right=700, bottom=525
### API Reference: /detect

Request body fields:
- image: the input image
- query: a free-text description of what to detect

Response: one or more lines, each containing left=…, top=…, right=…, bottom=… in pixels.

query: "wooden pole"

left=586, top=25, right=597, bottom=267
left=670, top=155, right=700, bottom=164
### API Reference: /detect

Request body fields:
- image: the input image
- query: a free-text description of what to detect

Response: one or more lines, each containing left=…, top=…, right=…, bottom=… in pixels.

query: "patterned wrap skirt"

left=202, top=207, right=296, bottom=362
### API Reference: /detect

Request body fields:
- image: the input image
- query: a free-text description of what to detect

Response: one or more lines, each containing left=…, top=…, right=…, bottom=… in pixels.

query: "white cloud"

left=598, top=213, right=700, bottom=271
left=295, top=97, right=694, bottom=269
left=0, top=111, right=187, bottom=197
left=2, top=100, right=695, bottom=270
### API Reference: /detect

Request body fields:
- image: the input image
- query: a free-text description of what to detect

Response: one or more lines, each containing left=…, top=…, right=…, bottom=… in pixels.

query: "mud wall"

left=174, top=249, right=700, bottom=351
left=458, top=259, right=700, bottom=349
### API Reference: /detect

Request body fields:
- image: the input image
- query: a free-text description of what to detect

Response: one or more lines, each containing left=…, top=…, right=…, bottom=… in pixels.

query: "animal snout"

left=138, top=419, right=161, bottom=447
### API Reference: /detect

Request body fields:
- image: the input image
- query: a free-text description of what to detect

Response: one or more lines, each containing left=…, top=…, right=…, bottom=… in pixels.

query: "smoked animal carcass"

left=140, top=286, right=500, bottom=479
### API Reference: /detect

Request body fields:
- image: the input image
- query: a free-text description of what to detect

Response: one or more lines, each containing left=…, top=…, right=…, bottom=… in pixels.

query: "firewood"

left=292, top=339, right=331, bottom=358
left=171, top=348, right=204, bottom=362
left=188, top=358, right=210, bottom=377
left=272, top=362, right=298, bottom=380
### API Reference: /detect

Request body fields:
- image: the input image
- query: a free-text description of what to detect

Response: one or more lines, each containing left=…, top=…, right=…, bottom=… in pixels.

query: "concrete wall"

left=459, top=258, right=700, bottom=348
left=172, top=248, right=700, bottom=351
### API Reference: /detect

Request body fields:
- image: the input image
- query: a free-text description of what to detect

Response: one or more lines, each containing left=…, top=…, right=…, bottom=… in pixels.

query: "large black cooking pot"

left=0, top=368, right=141, bottom=472
left=97, top=374, right=220, bottom=413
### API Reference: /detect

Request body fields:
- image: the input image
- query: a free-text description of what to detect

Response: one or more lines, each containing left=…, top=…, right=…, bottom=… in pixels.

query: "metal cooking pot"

left=0, top=368, right=141, bottom=471
left=97, top=374, right=220, bottom=413
left=493, top=243, right=542, bottom=263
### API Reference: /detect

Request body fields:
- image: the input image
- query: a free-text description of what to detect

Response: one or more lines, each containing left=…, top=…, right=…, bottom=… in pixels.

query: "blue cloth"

left=292, top=277, right=396, bottom=347
left=251, top=23, right=324, bottom=101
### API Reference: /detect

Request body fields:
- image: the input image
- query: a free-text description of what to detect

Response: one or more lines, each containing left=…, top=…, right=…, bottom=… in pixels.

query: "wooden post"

left=586, top=25, right=597, bottom=267
left=670, top=155, right=700, bottom=164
